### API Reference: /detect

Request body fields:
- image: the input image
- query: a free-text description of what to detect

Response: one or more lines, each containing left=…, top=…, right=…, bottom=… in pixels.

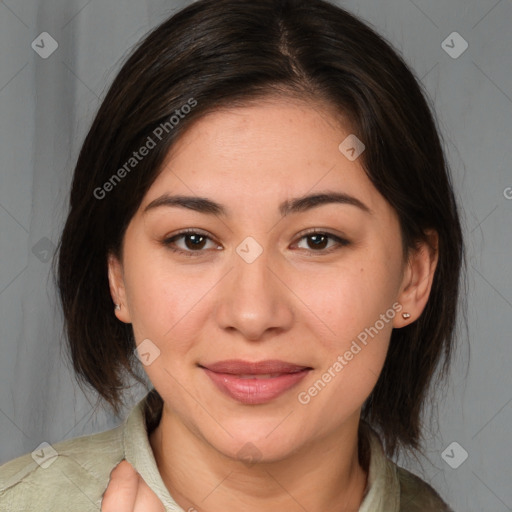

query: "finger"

left=133, top=474, right=167, bottom=512
left=101, top=460, right=139, bottom=512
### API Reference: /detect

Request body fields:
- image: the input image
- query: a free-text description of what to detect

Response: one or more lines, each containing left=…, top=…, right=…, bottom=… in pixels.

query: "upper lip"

left=200, top=359, right=311, bottom=374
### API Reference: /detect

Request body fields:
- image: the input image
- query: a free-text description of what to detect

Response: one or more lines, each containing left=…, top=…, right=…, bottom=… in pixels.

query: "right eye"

left=162, top=229, right=222, bottom=257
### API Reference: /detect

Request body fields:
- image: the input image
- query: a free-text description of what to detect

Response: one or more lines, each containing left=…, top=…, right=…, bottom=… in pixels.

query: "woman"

left=0, top=0, right=464, bottom=510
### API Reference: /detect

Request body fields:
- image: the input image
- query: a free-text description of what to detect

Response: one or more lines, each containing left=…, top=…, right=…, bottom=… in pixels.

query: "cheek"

left=300, top=255, right=398, bottom=345
left=123, top=249, right=216, bottom=354
left=296, top=254, right=398, bottom=410
left=121, top=245, right=176, bottom=339
left=304, top=303, right=394, bottom=413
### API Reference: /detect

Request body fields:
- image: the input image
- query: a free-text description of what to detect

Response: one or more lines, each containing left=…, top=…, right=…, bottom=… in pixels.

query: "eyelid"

left=293, top=227, right=349, bottom=242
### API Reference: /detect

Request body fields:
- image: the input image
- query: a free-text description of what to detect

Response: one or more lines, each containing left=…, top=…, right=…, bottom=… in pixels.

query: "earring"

left=402, top=312, right=411, bottom=319
left=114, top=303, right=121, bottom=311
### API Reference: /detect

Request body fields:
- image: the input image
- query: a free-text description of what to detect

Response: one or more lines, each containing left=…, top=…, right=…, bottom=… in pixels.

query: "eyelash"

left=162, top=228, right=350, bottom=258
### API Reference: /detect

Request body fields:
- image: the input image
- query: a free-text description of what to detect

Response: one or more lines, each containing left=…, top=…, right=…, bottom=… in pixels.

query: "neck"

left=149, top=406, right=369, bottom=512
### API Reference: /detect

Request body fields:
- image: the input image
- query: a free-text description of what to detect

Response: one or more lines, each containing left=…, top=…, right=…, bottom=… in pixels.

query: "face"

left=108, top=97, right=437, bottom=463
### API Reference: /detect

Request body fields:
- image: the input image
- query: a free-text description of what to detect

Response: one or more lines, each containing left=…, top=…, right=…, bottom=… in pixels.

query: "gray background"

left=0, top=0, right=511, bottom=510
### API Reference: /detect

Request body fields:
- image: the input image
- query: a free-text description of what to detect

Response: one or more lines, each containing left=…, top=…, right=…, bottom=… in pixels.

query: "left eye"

left=295, top=232, right=348, bottom=252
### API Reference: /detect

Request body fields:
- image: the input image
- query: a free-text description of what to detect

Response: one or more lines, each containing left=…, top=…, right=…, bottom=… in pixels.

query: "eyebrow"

left=143, top=191, right=372, bottom=217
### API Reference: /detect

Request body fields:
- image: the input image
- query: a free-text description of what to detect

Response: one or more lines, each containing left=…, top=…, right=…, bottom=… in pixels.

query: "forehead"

left=139, top=99, right=390, bottom=222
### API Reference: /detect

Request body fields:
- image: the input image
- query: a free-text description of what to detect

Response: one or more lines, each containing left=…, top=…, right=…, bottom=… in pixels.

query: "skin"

left=101, top=460, right=165, bottom=512
left=103, top=97, right=438, bottom=512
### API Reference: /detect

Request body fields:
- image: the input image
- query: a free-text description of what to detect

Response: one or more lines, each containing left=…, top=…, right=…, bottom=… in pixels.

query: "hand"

left=101, top=459, right=166, bottom=512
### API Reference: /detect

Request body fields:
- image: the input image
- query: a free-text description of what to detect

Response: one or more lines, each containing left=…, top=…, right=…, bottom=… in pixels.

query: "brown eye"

left=295, top=231, right=350, bottom=253
left=182, top=233, right=208, bottom=250
left=163, top=230, right=220, bottom=257
left=305, top=233, right=329, bottom=250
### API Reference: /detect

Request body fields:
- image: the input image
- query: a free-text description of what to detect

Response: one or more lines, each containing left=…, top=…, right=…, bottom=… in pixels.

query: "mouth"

left=199, top=359, right=312, bottom=405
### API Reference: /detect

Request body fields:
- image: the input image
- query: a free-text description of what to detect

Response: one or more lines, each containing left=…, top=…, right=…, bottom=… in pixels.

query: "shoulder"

left=396, top=465, right=454, bottom=512
left=0, top=423, right=125, bottom=511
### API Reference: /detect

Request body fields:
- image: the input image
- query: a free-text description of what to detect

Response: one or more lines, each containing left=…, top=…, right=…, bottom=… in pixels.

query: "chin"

left=205, top=422, right=305, bottom=464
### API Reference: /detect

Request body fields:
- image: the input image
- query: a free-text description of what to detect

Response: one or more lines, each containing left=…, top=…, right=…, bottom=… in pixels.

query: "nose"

left=214, top=239, right=295, bottom=341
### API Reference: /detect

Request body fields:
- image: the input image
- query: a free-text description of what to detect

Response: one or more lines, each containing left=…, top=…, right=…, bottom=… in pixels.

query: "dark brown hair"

left=54, top=0, right=465, bottom=458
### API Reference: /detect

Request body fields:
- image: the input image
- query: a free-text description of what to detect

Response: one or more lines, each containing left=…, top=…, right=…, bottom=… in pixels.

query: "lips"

left=202, top=359, right=309, bottom=374
left=200, top=359, right=312, bottom=405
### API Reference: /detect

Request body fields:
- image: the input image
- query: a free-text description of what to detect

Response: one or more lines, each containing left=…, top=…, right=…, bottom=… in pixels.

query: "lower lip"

left=202, top=368, right=311, bottom=405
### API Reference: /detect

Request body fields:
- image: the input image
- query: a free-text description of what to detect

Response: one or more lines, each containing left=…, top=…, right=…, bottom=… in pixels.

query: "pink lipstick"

left=200, top=359, right=311, bottom=405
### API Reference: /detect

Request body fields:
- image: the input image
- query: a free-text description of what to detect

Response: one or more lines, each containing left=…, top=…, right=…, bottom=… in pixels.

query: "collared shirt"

left=0, top=391, right=453, bottom=511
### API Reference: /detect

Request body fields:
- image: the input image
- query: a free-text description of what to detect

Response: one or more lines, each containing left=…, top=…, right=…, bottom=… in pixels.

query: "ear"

left=393, top=229, right=439, bottom=328
left=107, top=252, right=132, bottom=323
